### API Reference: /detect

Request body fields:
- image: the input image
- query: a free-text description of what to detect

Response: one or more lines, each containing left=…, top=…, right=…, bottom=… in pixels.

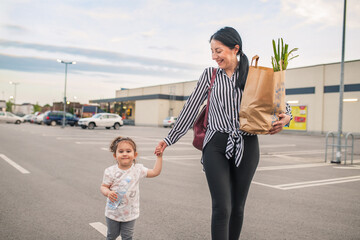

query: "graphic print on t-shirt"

left=107, top=176, right=132, bottom=210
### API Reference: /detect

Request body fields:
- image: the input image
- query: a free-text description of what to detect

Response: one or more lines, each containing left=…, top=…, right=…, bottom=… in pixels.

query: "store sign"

left=283, top=105, right=307, bottom=131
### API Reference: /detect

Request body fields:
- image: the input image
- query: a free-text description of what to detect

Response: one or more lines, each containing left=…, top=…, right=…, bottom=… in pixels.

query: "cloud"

left=0, top=39, right=201, bottom=71
left=0, top=54, right=198, bottom=79
left=280, top=0, right=342, bottom=27
left=2, top=24, right=28, bottom=33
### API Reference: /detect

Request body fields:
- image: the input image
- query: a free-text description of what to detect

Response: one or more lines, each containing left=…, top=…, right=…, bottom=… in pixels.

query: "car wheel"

left=163, top=126, right=167, bottom=128
left=170, top=123, right=174, bottom=128
left=114, top=123, right=120, bottom=130
left=15, top=120, right=21, bottom=124
left=88, top=122, right=95, bottom=130
left=81, top=126, right=87, bottom=129
left=105, top=127, right=111, bottom=129
left=50, top=121, right=56, bottom=126
left=70, top=123, right=74, bottom=127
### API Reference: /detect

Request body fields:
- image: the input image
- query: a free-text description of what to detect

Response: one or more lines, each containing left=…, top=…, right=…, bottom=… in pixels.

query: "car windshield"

left=92, top=114, right=102, bottom=118
left=165, top=117, right=170, bottom=120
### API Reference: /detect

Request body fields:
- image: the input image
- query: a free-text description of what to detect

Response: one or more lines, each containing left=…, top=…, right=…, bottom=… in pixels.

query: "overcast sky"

left=1, top=0, right=359, bottom=105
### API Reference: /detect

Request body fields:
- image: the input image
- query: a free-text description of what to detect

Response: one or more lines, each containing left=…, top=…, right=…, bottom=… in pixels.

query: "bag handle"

left=251, top=55, right=259, bottom=67
left=203, top=68, right=217, bottom=128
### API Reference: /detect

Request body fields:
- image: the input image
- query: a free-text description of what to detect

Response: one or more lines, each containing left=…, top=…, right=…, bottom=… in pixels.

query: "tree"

left=6, top=101, right=13, bottom=112
left=33, top=102, right=41, bottom=113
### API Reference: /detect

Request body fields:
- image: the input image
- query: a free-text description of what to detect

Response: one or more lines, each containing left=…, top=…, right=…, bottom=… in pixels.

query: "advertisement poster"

left=283, top=105, right=307, bottom=131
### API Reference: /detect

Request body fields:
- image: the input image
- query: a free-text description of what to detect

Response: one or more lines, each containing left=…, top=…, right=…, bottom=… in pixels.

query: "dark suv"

left=43, top=111, right=79, bottom=126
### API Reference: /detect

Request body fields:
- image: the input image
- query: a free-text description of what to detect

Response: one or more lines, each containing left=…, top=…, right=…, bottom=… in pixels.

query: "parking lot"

left=0, top=123, right=359, bottom=240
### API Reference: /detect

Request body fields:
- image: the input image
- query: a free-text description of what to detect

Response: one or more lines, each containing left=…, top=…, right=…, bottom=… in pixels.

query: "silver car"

left=163, top=116, right=177, bottom=128
left=0, top=112, right=25, bottom=124
left=78, top=113, right=124, bottom=130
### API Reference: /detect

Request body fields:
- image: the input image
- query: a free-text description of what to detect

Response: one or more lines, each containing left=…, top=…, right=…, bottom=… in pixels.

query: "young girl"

left=101, top=136, right=163, bottom=240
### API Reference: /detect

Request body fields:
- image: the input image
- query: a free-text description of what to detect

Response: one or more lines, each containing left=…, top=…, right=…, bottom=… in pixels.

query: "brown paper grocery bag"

left=239, top=55, right=286, bottom=134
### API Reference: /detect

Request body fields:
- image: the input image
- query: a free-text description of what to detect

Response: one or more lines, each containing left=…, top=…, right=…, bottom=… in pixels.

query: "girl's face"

left=113, top=141, right=137, bottom=170
left=211, top=39, right=239, bottom=72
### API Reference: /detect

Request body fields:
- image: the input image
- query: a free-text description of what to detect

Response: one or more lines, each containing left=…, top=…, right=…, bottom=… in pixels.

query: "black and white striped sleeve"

left=164, top=68, right=212, bottom=146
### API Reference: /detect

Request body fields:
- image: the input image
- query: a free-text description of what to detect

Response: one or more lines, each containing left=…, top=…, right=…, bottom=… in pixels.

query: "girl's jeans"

left=106, top=217, right=136, bottom=240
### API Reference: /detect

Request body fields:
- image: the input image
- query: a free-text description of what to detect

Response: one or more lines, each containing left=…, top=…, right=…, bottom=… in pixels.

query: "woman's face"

left=211, top=39, right=239, bottom=71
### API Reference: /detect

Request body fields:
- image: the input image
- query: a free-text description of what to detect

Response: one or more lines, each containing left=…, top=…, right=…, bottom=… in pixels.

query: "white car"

left=163, top=116, right=177, bottom=128
left=0, top=112, right=25, bottom=124
left=35, top=113, right=45, bottom=125
left=78, top=113, right=124, bottom=130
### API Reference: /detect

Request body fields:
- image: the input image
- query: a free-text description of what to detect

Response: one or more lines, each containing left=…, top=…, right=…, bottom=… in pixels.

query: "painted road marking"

left=0, top=154, right=30, bottom=174
left=265, top=150, right=325, bottom=156
left=139, top=155, right=199, bottom=166
left=101, top=147, right=194, bottom=151
left=333, top=165, right=360, bottom=169
left=57, top=137, right=114, bottom=140
left=140, top=155, right=200, bottom=160
left=261, top=144, right=296, bottom=148
left=253, top=175, right=360, bottom=190
left=257, top=163, right=328, bottom=171
left=76, top=142, right=110, bottom=144
left=89, top=222, right=121, bottom=239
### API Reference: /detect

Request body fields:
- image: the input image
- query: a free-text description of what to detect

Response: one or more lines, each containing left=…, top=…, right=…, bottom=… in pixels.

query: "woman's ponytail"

left=237, top=52, right=249, bottom=90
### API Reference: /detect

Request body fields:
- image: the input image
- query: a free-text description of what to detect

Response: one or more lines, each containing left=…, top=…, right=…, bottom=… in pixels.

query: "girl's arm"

left=100, top=184, right=117, bottom=202
left=146, top=153, right=163, bottom=178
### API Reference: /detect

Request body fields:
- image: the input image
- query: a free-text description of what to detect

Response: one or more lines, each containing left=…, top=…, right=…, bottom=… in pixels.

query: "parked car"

left=43, top=111, right=79, bottom=126
left=78, top=113, right=123, bottom=130
left=30, top=112, right=41, bottom=123
left=35, top=113, right=45, bottom=125
left=0, top=111, right=24, bottom=124
left=163, top=116, right=177, bottom=128
left=22, top=114, right=34, bottom=122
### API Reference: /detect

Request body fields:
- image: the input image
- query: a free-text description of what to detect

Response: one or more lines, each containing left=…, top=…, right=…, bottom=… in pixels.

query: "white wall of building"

left=110, top=60, right=360, bottom=133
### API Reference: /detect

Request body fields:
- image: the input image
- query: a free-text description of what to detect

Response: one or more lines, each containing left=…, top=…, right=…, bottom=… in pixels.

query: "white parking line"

left=139, top=155, right=199, bottom=166
left=253, top=175, right=360, bottom=190
left=0, top=154, right=30, bottom=174
left=100, top=147, right=196, bottom=151
left=57, top=137, right=113, bottom=140
left=89, top=222, right=122, bottom=239
left=261, top=144, right=296, bottom=148
left=76, top=142, right=109, bottom=144
left=264, top=150, right=325, bottom=156
left=257, top=163, right=328, bottom=171
left=140, top=155, right=199, bottom=161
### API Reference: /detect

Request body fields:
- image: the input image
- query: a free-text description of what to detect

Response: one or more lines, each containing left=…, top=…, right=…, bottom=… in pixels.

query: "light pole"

left=57, top=59, right=76, bottom=128
left=332, top=0, right=347, bottom=164
left=9, top=81, right=19, bottom=112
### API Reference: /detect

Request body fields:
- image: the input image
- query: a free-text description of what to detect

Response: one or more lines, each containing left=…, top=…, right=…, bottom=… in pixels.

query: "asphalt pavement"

left=0, top=123, right=359, bottom=240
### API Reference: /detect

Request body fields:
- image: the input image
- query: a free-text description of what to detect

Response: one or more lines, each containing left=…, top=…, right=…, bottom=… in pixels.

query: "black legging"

left=203, top=132, right=259, bottom=240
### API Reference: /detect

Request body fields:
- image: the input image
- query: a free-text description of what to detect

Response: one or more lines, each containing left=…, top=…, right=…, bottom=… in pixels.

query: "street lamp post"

left=332, top=0, right=347, bottom=164
left=9, top=81, right=20, bottom=111
left=57, top=59, right=76, bottom=128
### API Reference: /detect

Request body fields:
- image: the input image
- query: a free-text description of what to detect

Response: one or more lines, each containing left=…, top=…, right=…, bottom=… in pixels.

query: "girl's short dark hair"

left=210, top=26, right=249, bottom=90
left=110, top=136, right=137, bottom=153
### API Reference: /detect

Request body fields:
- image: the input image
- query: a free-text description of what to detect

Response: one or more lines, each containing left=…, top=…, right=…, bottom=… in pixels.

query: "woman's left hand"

left=269, top=113, right=291, bottom=135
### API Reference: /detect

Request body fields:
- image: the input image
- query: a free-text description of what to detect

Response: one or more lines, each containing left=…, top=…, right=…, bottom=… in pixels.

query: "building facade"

left=91, top=60, right=360, bottom=134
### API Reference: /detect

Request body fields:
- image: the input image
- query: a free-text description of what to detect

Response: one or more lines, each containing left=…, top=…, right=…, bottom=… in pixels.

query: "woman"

left=155, top=27, right=292, bottom=239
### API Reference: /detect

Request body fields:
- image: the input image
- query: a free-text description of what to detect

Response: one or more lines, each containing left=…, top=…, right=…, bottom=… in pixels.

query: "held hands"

left=154, top=140, right=167, bottom=156
left=107, top=191, right=118, bottom=203
left=269, top=113, right=291, bottom=135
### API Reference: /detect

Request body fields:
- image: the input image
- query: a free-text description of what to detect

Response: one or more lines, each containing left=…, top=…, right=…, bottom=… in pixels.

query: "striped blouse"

left=164, top=67, right=293, bottom=167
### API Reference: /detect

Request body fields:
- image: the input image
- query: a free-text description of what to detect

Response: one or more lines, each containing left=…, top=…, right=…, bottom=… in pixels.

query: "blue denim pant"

left=106, top=217, right=136, bottom=240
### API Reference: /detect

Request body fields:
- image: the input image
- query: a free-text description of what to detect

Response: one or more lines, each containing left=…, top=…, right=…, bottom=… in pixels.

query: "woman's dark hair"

left=210, top=27, right=249, bottom=89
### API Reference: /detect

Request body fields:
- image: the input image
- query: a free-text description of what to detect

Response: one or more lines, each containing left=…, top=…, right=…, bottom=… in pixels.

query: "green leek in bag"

left=271, top=38, right=298, bottom=72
